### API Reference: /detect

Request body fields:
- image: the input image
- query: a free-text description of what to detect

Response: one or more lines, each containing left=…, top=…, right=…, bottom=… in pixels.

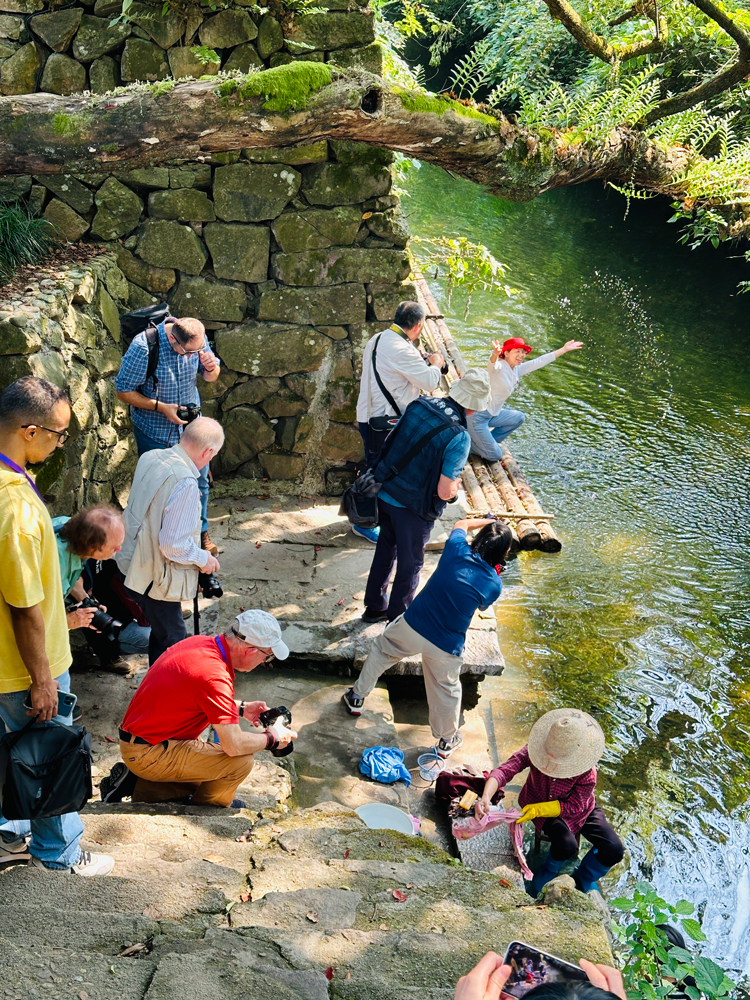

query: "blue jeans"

left=0, top=670, right=84, bottom=868
left=132, top=422, right=209, bottom=534
left=117, top=620, right=151, bottom=655
left=467, top=408, right=525, bottom=462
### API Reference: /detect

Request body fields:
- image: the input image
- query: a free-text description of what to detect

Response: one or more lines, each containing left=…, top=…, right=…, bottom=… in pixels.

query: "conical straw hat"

left=527, top=708, right=605, bottom=779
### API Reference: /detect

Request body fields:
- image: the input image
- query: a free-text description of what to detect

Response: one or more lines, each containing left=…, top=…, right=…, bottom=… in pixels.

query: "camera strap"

left=0, top=453, right=45, bottom=504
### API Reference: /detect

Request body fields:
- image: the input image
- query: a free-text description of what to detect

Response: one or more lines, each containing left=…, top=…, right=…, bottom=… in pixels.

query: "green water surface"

left=404, top=162, right=750, bottom=973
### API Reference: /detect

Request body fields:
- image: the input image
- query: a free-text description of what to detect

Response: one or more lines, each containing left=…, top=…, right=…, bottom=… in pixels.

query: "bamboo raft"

left=415, top=272, right=562, bottom=555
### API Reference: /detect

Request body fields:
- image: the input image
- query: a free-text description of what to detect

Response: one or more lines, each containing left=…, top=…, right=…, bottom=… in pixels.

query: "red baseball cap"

left=501, top=337, right=533, bottom=354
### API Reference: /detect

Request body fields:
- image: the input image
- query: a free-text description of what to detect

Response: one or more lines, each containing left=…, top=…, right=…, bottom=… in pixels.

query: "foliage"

left=0, top=206, right=59, bottom=283
left=216, top=61, right=332, bottom=111
left=411, top=234, right=516, bottom=317
left=611, top=882, right=739, bottom=1000
left=190, top=44, right=220, bottom=66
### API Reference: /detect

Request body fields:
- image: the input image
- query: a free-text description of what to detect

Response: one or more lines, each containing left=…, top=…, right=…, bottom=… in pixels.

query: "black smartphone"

left=501, top=941, right=588, bottom=998
left=22, top=689, right=77, bottom=718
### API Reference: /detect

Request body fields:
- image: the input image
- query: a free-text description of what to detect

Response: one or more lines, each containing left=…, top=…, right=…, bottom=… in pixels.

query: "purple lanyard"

left=215, top=635, right=229, bottom=664
left=0, top=453, right=45, bottom=503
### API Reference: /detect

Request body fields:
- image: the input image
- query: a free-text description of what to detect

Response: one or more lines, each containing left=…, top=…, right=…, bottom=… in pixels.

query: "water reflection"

left=405, top=163, right=750, bottom=971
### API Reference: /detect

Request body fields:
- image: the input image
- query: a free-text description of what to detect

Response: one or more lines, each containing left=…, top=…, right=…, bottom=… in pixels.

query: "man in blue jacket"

left=359, top=368, right=491, bottom=625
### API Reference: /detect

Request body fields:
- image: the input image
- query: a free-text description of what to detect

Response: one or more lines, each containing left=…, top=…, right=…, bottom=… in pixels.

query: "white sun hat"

left=448, top=368, right=491, bottom=412
left=231, top=609, right=289, bottom=660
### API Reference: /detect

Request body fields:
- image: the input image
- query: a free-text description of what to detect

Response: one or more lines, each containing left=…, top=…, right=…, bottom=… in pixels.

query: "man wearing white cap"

left=99, top=610, right=296, bottom=806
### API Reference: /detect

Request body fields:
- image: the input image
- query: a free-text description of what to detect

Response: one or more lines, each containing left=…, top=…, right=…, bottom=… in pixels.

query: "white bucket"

left=355, top=803, right=416, bottom=836
left=417, top=750, right=446, bottom=783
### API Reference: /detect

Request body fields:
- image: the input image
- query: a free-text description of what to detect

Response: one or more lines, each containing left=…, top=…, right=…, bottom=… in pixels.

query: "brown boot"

left=201, top=530, right=219, bottom=557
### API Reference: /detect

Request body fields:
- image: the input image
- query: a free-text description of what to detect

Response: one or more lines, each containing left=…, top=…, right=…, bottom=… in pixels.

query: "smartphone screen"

left=501, top=941, right=588, bottom=998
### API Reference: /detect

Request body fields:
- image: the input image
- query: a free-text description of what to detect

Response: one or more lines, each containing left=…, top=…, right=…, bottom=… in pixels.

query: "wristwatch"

left=239, top=701, right=245, bottom=718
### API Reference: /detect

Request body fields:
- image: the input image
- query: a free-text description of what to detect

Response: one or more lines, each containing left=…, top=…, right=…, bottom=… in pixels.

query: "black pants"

left=125, top=585, right=186, bottom=665
left=544, top=806, right=624, bottom=867
left=364, top=498, right=432, bottom=620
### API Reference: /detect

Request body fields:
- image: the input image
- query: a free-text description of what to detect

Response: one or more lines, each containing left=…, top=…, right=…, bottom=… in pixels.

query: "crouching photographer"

left=99, top=611, right=296, bottom=807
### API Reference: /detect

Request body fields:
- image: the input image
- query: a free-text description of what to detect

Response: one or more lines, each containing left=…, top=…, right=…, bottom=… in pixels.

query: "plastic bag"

left=359, top=746, right=411, bottom=786
left=452, top=806, right=533, bottom=880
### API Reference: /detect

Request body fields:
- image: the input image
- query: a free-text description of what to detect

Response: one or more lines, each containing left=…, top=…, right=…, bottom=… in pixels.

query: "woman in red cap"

left=467, top=337, right=583, bottom=461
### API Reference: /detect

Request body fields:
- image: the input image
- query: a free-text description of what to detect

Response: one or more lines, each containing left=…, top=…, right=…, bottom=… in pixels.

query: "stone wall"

left=0, top=1, right=415, bottom=493
left=0, top=253, right=136, bottom=514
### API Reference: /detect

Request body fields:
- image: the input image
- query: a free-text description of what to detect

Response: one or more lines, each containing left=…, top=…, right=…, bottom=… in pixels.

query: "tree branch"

left=541, top=0, right=667, bottom=64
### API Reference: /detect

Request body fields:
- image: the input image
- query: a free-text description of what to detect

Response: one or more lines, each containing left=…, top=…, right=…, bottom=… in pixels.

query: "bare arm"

left=453, top=518, right=495, bottom=532
left=115, top=390, right=187, bottom=427
left=214, top=720, right=297, bottom=756
left=553, top=340, right=583, bottom=358
left=437, top=474, right=461, bottom=500
left=9, top=604, right=59, bottom=721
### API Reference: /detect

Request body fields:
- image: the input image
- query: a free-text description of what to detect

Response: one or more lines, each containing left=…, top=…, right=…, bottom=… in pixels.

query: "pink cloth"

left=452, top=806, right=533, bottom=880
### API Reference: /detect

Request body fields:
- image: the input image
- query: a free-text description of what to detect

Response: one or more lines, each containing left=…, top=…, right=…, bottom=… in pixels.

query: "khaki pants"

left=120, top=738, right=254, bottom=807
left=353, top=615, right=464, bottom=740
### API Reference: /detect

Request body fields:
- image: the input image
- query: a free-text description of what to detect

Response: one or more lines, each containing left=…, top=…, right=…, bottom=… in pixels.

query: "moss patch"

left=53, top=113, right=80, bottom=137
left=394, top=87, right=500, bottom=127
left=216, top=61, right=333, bottom=112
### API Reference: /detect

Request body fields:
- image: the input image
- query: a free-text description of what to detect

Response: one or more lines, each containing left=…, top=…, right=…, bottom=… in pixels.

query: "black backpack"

left=120, top=303, right=171, bottom=394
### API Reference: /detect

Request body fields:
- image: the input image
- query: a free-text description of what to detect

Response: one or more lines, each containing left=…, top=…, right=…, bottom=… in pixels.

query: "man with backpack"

left=359, top=368, right=491, bottom=624
left=115, top=311, right=222, bottom=557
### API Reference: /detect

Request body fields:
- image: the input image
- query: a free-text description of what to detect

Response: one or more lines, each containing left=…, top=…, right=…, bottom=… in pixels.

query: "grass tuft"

left=0, top=205, right=60, bottom=283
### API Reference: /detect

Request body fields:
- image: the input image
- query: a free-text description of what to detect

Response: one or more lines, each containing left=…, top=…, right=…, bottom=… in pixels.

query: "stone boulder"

left=260, top=389, right=307, bottom=418
left=72, top=15, right=130, bottom=62
left=221, top=41, right=262, bottom=73
left=303, top=162, right=391, bottom=207
left=0, top=318, right=42, bottom=354
left=169, top=165, right=212, bottom=189
left=90, top=177, right=143, bottom=240
left=118, top=166, right=169, bottom=190
left=216, top=405, right=275, bottom=474
left=222, top=376, right=280, bottom=409
left=272, top=247, right=411, bottom=287
left=0, top=15, right=24, bottom=41
left=121, top=38, right=169, bottom=80
left=215, top=322, right=329, bottom=378
left=168, top=45, right=219, bottom=78
left=169, top=274, right=246, bottom=322
left=0, top=40, right=41, bottom=95
left=285, top=12, right=374, bottom=51
left=256, top=284, right=365, bottom=325
left=36, top=174, right=93, bottom=215
left=320, top=420, right=363, bottom=462
left=366, top=208, right=410, bottom=247
left=148, top=188, right=216, bottom=222
left=259, top=453, right=304, bottom=480
left=204, top=223, right=269, bottom=283
left=137, top=219, right=208, bottom=275
left=271, top=206, right=362, bottom=252
left=0, top=175, right=31, bottom=202
left=329, top=41, right=383, bottom=75
left=114, top=245, right=175, bottom=294
left=213, top=163, right=301, bottom=222
left=366, top=281, right=418, bottom=321
left=30, top=7, right=82, bottom=51
left=243, top=141, right=328, bottom=166
left=326, top=377, right=358, bottom=422
left=128, top=2, right=184, bottom=48
left=89, top=54, right=119, bottom=92
left=43, top=198, right=89, bottom=241
left=199, top=9, right=257, bottom=48
left=256, top=14, right=283, bottom=58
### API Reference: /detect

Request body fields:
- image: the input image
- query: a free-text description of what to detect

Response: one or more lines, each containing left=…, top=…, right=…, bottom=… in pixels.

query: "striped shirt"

left=115, top=323, right=218, bottom=445
left=158, top=455, right=208, bottom=570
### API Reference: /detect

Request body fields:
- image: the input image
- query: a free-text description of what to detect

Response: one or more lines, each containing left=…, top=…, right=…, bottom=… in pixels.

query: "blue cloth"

left=132, top=421, right=210, bottom=535
left=466, top=408, right=525, bottom=463
left=0, top=670, right=84, bottom=868
left=115, top=323, right=208, bottom=446
left=359, top=745, right=411, bottom=786
left=374, top=397, right=469, bottom=520
left=404, top=528, right=502, bottom=656
left=51, top=516, right=83, bottom=597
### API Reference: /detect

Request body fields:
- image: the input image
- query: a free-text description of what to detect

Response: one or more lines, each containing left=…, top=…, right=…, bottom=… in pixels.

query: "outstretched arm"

left=553, top=340, right=584, bottom=358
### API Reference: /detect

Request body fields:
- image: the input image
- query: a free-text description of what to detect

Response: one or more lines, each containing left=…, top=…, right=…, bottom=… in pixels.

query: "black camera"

left=177, top=403, right=200, bottom=423
left=66, top=595, right=123, bottom=642
left=198, top=571, right=223, bottom=598
left=258, top=706, right=293, bottom=757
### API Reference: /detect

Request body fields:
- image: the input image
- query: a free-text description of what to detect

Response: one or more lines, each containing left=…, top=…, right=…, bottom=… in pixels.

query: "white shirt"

left=158, top=455, right=209, bottom=569
left=487, top=352, right=556, bottom=414
left=356, top=326, right=441, bottom=422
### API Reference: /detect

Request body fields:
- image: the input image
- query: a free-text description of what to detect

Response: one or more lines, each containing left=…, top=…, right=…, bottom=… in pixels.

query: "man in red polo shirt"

left=99, top=610, right=296, bottom=807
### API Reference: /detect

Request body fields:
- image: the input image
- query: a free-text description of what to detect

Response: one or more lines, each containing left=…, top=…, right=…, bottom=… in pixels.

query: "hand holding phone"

left=500, top=942, right=587, bottom=998
left=23, top=687, right=77, bottom=720
left=455, top=952, right=512, bottom=1000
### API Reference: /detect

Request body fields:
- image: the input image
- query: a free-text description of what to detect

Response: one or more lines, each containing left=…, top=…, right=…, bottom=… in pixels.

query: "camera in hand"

left=198, top=572, right=223, bottom=598
left=258, top=705, right=294, bottom=757
left=66, top=596, right=123, bottom=642
left=177, top=403, right=200, bottom=423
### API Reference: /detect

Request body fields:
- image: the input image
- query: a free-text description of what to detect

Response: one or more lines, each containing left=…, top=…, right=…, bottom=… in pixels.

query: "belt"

left=119, top=728, right=157, bottom=745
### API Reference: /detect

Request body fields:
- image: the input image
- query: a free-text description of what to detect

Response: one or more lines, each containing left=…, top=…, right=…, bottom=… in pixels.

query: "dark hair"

left=394, top=301, right=425, bottom=331
left=470, top=520, right=512, bottom=567
left=58, top=503, right=122, bottom=558
left=525, top=983, right=618, bottom=1000
left=0, top=376, right=69, bottom=428
left=171, top=317, right=205, bottom=346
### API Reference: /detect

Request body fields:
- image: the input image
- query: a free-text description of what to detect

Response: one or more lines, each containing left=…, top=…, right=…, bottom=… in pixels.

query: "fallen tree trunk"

left=0, top=64, right=699, bottom=201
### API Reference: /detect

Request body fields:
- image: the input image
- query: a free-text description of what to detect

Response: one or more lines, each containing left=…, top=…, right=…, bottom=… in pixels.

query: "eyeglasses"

left=22, top=424, right=70, bottom=444
left=232, top=628, right=275, bottom=663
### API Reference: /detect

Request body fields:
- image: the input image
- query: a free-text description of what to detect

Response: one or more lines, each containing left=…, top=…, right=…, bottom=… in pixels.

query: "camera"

left=198, top=571, right=223, bottom=598
left=177, top=403, right=200, bottom=423
left=66, top=595, right=123, bottom=642
left=258, top=706, right=294, bottom=757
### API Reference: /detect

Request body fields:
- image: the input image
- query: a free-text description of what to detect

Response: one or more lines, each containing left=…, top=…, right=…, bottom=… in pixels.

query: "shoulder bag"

left=368, top=333, right=402, bottom=456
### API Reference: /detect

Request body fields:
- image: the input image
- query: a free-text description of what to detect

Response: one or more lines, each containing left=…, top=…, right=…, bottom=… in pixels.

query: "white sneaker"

left=29, top=850, right=115, bottom=877
left=436, top=732, right=463, bottom=759
left=0, top=835, right=31, bottom=862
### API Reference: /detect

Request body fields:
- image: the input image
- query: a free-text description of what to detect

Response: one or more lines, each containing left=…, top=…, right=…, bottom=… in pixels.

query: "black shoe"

left=342, top=687, right=365, bottom=716
left=100, top=762, right=137, bottom=803
left=230, top=798, right=247, bottom=809
left=361, top=608, right=388, bottom=623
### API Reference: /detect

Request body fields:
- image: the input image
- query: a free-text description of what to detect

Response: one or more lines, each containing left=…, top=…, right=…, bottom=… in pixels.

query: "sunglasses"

left=22, top=424, right=70, bottom=444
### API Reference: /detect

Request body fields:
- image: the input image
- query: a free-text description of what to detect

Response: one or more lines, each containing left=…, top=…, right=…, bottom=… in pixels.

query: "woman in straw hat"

left=476, top=708, right=624, bottom=895
left=467, top=337, right=583, bottom=463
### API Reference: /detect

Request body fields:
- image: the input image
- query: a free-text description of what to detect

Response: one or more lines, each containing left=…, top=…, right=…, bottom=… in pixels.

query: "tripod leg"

left=194, top=593, right=200, bottom=636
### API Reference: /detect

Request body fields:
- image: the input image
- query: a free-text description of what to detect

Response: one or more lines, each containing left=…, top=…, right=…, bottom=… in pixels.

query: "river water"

left=404, top=162, right=750, bottom=974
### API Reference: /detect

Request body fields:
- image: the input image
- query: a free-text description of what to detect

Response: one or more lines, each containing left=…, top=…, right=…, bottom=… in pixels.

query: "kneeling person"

left=344, top=518, right=512, bottom=759
left=100, top=611, right=296, bottom=806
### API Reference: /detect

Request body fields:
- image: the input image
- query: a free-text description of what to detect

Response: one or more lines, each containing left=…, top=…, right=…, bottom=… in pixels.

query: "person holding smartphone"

left=454, top=950, right=626, bottom=1000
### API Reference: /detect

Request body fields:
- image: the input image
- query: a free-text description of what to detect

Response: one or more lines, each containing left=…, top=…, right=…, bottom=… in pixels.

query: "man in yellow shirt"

left=0, top=376, right=113, bottom=876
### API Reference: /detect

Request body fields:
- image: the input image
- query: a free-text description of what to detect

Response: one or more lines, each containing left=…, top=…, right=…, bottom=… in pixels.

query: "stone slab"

left=217, top=540, right=315, bottom=584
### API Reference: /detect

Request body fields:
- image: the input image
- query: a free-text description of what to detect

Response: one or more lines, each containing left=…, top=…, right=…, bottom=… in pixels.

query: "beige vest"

left=116, top=445, right=200, bottom=602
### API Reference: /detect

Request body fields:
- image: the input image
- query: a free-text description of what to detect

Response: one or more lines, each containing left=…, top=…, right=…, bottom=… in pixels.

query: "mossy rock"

left=260, top=388, right=307, bottom=418
left=199, top=8, right=257, bottom=48
left=256, top=14, right=283, bottom=59
left=215, top=321, right=329, bottom=378
left=0, top=174, right=31, bottom=202
left=168, top=44, right=219, bottom=78
left=271, top=206, right=362, bottom=252
left=320, top=420, right=363, bottom=463
left=169, top=165, right=212, bottom=189
left=203, top=222, right=270, bottom=283
left=36, top=173, right=93, bottom=215
left=215, top=404, right=275, bottom=474
left=43, top=198, right=89, bottom=241
left=330, top=140, right=393, bottom=166
left=89, top=54, right=119, bottom=93
left=221, top=41, right=262, bottom=74
left=90, top=176, right=143, bottom=240
left=128, top=1, right=184, bottom=49
left=222, top=376, right=280, bottom=409
left=329, top=41, right=383, bottom=76
left=29, top=8, right=82, bottom=52
left=136, top=218, right=208, bottom=275
left=120, top=37, right=169, bottom=81
left=72, top=15, right=130, bottom=62
left=302, top=162, right=391, bottom=207
left=148, top=188, right=215, bottom=222
left=0, top=318, right=42, bottom=355
left=326, top=377, right=358, bottom=422
left=258, top=452, right=305, bottom=480
left=366, top=280, right=418, bottom=321
left=117, top=166, right=169, bottom=190
left=213, top=162, right=301, bottom=223
left=0, top=41, right=41, bottom=95
left=168, top=274, right=246, bottom=322
left=285, top=12, right=374, bottom=51
left=365, top=208, right=409, bottom=247
left=243, top=141, right=328, bottom=166
left=272, top=247, right=410, bottom=287
left=256, top=283, right=365, bottom=326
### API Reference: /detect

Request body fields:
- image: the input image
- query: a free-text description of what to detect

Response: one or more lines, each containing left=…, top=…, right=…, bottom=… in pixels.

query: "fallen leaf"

left=225, top=901, right=236, bottom=912
left=256, top=543, right=262, bottom=549
left=392, top=889, right=409, bottom=902
left=306, top=910, right=319, bottom=923
left=343, top=848, right=351, bottom=859
left=340, top=885, right=351, bottom=890
left=315, top=530, right=322, bottom=534
left=337, top=598, right=345, bottom=605
left=235, top=828, right=252, bottom=842
left=104, top=735, right=116, bottom=743
left=362, top=211, right=373, bottom=219
left=379, top=923, right=388, bottom=931
left=272, top=825, right=282, bottom=833
left=272, top=509, right=281, bottom=513
left=203, top=855, right=224, bottom=864
left=240, top=893, right=250, bottom=902
left=109, top=965, right=116, bottom=975
left=315, top=545, right=322, bottom=552
left=239, top=607, right=245, bottom=613
left=406, top=883, right=413, bottom=889
left=324, top=967, right=334, bottom=981
left=498, top=878, right=513, bottom=888
left=345, top=972, right=352, bottom=980
left=119, top=943, right=147, bottom=957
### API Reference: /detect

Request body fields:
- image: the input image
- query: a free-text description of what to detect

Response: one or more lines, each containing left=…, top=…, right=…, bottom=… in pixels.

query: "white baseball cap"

left=231, top=609, right=289, bottom=660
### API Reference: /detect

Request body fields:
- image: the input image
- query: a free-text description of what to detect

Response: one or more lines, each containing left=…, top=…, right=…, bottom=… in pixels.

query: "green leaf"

left=693, top=957, right=727, bottom=994
left=667, top=947, right=695, bottom=963
left=611, top=897, right=636, bottom=910
left=684, top=987, right=701, bottom=1000
left=681, top=918, right=707, bottom=942
left=673, top=901, right=694, bottom=915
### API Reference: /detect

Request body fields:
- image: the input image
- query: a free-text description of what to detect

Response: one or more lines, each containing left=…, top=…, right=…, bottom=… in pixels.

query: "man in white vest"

left=116, top=417, right=224, bottom=664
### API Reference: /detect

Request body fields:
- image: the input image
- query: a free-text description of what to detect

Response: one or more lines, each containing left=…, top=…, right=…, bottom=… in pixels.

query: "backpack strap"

left=371, top=333, right=402, bottom=418
left=380, top=421, right=459, bottom=485
left=137, top=322, right=168, bottom=397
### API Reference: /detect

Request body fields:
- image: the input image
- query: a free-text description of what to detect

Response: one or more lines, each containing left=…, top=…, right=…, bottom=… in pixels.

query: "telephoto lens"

left=176, top=403, right=200, bottom=423
left=77, top=596, right=123, bottom=642
left=258, top=706, right=294, bottom=757
left=198, top=572, right=223, bottom=598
